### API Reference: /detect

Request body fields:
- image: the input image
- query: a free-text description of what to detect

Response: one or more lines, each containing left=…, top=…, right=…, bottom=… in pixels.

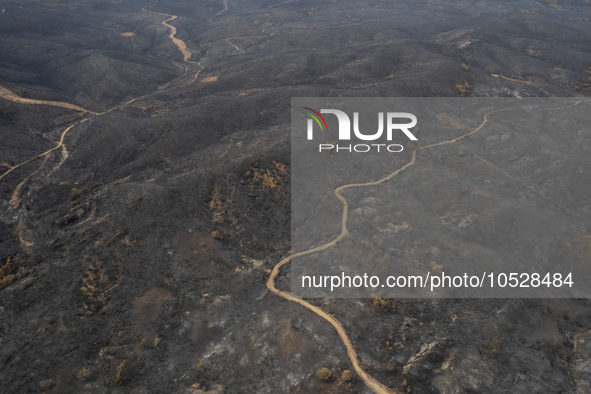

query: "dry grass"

left=201, top=76, right=219, bottom=83
left=207, top=161, right=289, bottom=249
left=546, top=0, right=564, bottom=10
left=122, top=235, right=135, bottom=247
left=0, top=256, right=14, bottom=277
left=76, top=367, right=91, bottom=380
left=151, top=108, right=170, bottom=117
left=114, top=360, right=128, bottom=386
left=209, top=183, right=237, bottom=224
left=0, top=274, right=16, bottom=289
left=208, top=181, right=239, bottom=240
left=81, top=257, right=119, bottom=315
left=455, top=81, right=471, bottom=96
left=369, top=297, right=397, bottom=312
left=248, top=161, right=288, bottom=191
left=208, top=161, right=289, bottom=239
left=575, top=68, right=591, bottom=91
left=0, top=257, right=17, bottom=290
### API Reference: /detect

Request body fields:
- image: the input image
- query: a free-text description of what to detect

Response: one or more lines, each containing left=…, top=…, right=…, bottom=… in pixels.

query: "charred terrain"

left=2, top=0, right=591, bottom=393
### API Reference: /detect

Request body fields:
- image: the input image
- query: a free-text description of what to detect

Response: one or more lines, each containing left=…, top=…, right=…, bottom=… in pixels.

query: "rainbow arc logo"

left=302, top=107, right=328, bottom=132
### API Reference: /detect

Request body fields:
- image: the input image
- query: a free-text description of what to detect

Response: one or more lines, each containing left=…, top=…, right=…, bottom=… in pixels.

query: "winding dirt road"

left=266, top=99, right=590, bottom=394
left=217, top=0, right=228, bottom=15
left=0, top=119, right=89, bottom=182
left=149, top=11, right=206, bottom=86
left=0, top=85, right=95, bottom=113
left=225, top=35, right=268, bottom=53
left=0, top=11, right=201, bottom=193
left=155, top=13, right=194, bottom=63
left=225, top=38, right=243, bottom=53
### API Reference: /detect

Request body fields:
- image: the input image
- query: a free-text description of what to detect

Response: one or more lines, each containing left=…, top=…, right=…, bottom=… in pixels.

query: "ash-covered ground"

left=1, top=0, right=591, bottom=393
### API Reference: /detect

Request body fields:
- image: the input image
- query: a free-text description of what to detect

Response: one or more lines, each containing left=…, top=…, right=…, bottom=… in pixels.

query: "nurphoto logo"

left=302, top=107, right=418, bottom=153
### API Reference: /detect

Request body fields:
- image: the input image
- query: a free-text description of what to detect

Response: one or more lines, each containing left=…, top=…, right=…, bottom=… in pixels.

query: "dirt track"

left=0, top=85, right=94, bottom=113
left=266, top=99, right=590, bottom=394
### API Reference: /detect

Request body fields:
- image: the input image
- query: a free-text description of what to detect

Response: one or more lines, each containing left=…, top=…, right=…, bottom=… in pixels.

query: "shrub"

left=317, top=367, right=332, bottom=382
left=76, top=367, right=90, bottom=380
left=369, top=297, right=397, bottom=312
left=70, top=185, right=90, bottom=199
left=342, top=370, right=352, bottom=382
